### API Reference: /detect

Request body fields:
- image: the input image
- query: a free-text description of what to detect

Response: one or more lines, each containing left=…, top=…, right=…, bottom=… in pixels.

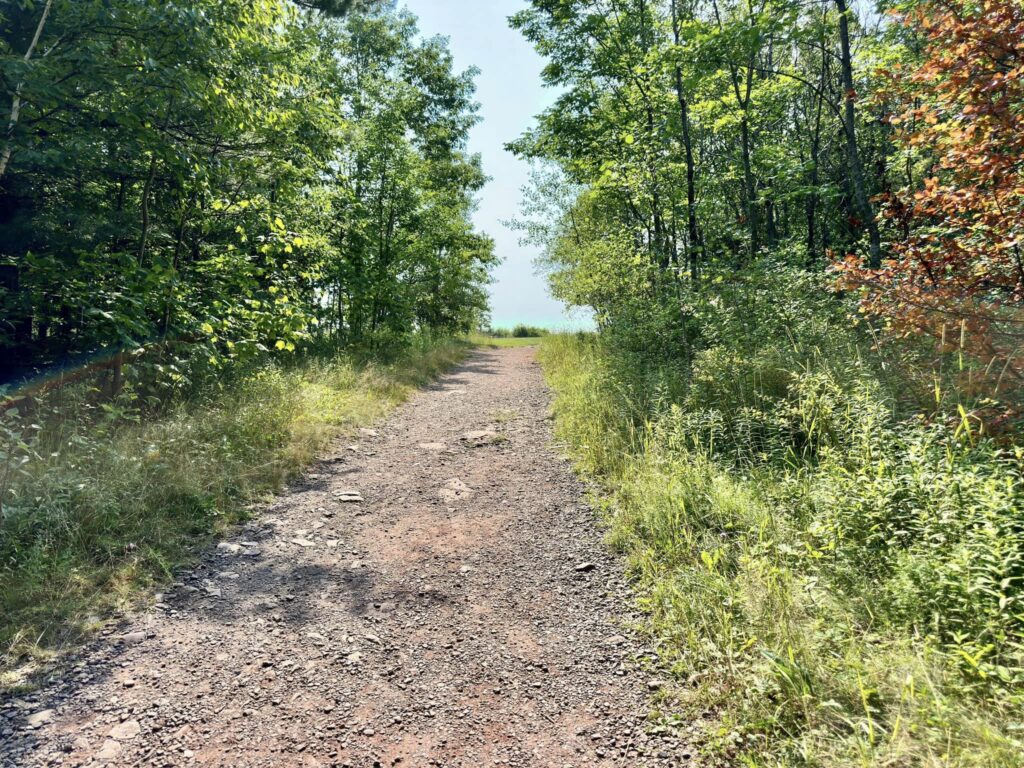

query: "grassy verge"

left=0, top=335, right=469, bottom=689
left=539, top=326, right=1024, bottom=766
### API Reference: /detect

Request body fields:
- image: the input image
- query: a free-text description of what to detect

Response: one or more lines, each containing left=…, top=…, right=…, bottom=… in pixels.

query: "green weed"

left=538, top=282, right=1024, bottom=766
left=0, top=336, right=469, bottom=689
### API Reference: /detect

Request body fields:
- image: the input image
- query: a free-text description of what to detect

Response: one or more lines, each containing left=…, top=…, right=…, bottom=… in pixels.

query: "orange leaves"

left=840, top=0, right=1024, bottom=385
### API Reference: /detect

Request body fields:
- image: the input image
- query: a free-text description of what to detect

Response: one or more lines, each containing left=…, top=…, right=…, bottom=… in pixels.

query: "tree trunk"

left=649, top=106, right=668, bottom=268
left=712, top=0, right=760, bottom=261
left=836, top=0, right=882, bottom=268
left=671, top=0, right=702, bottom=285
left=738, top=66, right=759, bottom=261
left=765, top=193, right=778, bottom=247
left=138, top=153, right=158, bottom=265
left=0, top=0, right=54, bottom=183
left=804, top=49, right=826, bottom=266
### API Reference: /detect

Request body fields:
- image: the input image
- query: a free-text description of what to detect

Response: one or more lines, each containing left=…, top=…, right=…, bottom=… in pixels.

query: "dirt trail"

left=1, top=348, right=693, bottom=767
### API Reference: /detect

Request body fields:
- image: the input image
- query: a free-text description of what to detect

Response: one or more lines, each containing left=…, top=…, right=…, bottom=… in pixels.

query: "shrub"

left=512, top=324, right=549, bottom=338
left=538, top=271, right=1024, bottom=766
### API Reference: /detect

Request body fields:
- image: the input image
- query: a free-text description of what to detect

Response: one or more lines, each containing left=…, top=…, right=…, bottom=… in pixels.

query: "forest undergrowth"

left=539, top=272, right=1024, bottom=767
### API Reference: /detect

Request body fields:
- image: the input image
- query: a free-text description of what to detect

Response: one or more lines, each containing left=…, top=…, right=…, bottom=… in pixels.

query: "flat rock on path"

left=1, top=348, right=694, bottom=767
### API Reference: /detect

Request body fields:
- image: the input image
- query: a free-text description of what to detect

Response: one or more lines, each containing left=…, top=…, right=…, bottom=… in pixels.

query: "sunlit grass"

left=467, top=331, right=544, bottom=348
left=0, top=336, right=469, bottom=689
left=539, top=332, right=1024, bottom=767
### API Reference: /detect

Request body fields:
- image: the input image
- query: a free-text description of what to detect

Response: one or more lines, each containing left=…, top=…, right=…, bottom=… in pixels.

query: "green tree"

left=1, top=0, right=494, bottom=388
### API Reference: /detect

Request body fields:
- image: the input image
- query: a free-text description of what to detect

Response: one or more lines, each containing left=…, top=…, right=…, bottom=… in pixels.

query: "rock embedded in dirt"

left=25, top=710, right=54, bottom=729
left=439, top=478, right=473, bottom=502
left=95, top=740, right=122, bottom=761
left=108, top=720, right=141, bottom=741
left=334, top=490, right=365, bottom=503
left=460, top=429, right=501, bottom=446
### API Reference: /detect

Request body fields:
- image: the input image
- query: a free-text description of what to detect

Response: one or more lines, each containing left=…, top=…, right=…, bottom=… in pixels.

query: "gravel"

left=0, top=347, right=697, bottom=767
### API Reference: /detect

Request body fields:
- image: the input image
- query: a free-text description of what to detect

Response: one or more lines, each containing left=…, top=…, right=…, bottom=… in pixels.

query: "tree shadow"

left=0, top=537, right=378, bottom=763
left=424, top=352, right=501, bottom=390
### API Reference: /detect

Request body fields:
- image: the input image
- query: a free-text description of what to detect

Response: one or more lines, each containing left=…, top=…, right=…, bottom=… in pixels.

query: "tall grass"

left=0, top=335, right=469, bottom=688
left=539, top=275, right=1024, bottom=766
left=479, top=324, right=550, bottom=339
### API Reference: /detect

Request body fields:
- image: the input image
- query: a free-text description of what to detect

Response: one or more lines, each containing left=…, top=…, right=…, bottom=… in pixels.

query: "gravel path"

left=1, top=348, right=694, bottom=767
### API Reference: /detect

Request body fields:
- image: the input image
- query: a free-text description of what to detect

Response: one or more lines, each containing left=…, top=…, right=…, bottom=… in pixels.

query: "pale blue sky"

left=401, top=0, right=591, bottom=330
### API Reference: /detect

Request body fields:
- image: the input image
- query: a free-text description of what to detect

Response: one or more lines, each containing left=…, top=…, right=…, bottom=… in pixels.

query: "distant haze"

left=401, top=0, right=594, bottom=331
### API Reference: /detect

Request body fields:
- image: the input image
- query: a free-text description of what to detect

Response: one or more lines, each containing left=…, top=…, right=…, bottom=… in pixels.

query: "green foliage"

left=539, top=273, right=1024, bottom=765
left=519, top=1, right=1024, bottom=762
left=473, top=325, right=551, bottom=345
left=0, top=1, right=494, bottom=389
left=0, top=335, right=469, bottom=687
left=293, top=0, right=379, bottom=15
left=510, top=0, right=894, bottom=279
left=483, top=324, right=550, bottom=338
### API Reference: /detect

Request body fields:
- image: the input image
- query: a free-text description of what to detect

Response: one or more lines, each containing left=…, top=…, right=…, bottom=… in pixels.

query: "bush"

left=481, top=324, right=550, bottom=338
left=538, top=271, right=1024, bottom=766
left=511, top=324, right=549, bottom=338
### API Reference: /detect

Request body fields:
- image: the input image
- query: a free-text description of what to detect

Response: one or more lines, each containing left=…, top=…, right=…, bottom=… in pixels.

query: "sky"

left=401, top=0, right=592, bottom=331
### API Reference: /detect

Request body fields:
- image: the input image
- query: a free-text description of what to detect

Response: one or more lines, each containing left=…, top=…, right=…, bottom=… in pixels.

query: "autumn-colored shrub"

left=837, top=0, right=1024, bottom=410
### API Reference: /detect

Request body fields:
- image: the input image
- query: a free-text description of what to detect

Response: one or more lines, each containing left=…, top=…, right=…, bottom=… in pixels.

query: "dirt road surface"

left=1, top=348, right=694, bottom=767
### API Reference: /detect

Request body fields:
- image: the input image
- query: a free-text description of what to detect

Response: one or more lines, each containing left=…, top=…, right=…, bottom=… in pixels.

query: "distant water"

left=489, top=307, right=595, bottom=333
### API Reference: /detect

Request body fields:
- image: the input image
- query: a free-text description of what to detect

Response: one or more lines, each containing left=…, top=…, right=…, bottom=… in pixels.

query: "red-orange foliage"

left=836, top=0, right=1024, bottom=386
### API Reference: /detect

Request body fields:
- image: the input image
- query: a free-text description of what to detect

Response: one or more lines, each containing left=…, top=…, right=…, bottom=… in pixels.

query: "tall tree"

left=0, top=1, right=494, bottom=387
left=834, top=0, right=882, bottom=267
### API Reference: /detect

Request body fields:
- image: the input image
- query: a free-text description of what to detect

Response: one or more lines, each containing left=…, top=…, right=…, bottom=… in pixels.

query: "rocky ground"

left=1, top=347, right=697, bottom=767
